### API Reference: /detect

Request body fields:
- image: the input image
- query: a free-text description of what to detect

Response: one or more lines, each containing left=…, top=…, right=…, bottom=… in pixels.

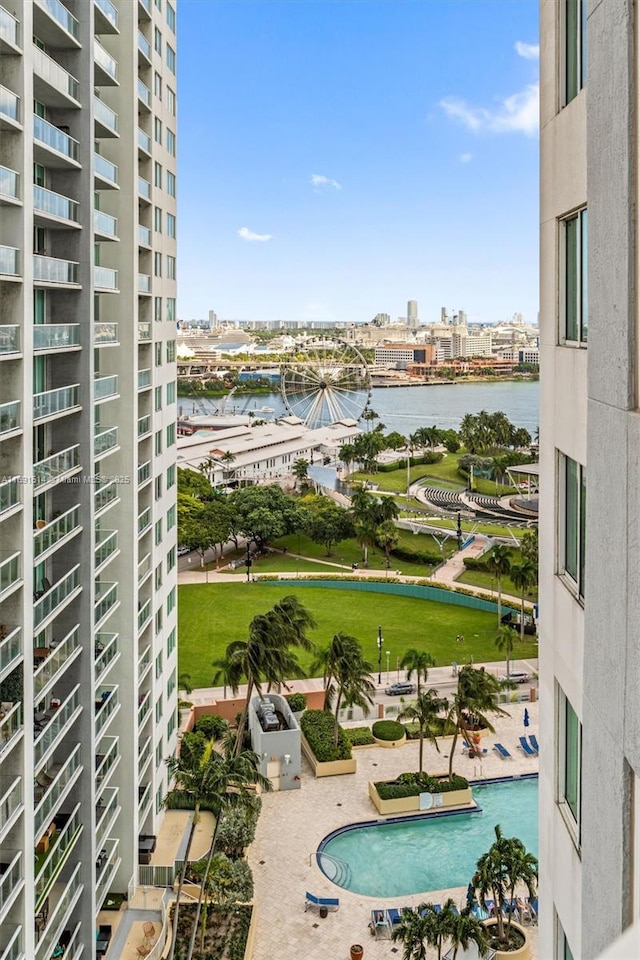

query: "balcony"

left=138, top=176, right=151, bottom=202
left=94, top=208, right=118, bottom=239
left=35, top=804, right=82, bottom=911
left=94, top=426, right=118, bottom=460
left=95, top=529, right=118, bottom=570
left=138, top=223, right=151, bottom=247
left=0, top=702, right=22, bottom=759
left=94, top=265, right=118, bottom=290
left=33, top=445, right=81, bottom=490
left=0, top=552, right=20, bottom=599
left=137, top=461, right=151, bottom=487
left=137, top=598, right=151, bottom=633
left=94, top=152, right=118, bottom=188
left=95, top=686, right=119, bottom=737
left=94, top=37, right=118, bottom=85
left=137, top=30, right=152, bottom=64
left=33, top=565, right=81, bottom=630
left=32, top=44, right=80, bottom=105
left=33, top=323, right=80, bottom=352
left=139, top=0, right=151, bottom=18
left=0, top=777, right=22, bottom=842
left=137, top=507, right=151, bottom=536
left=138, top=368, right=151, bottom=390
left=95, top=374, right=118, bottom=402
left=138, top=273, right=151, bottom=295
left=33, top=185, right=79, bottom=227
left=0, top=851, right=22, bottom=920
left=0, top=626, right=21, bottom=681
left=137, top=77, right=151, bottom=111
left=138, top=645, right=152, bottom=681
left=138, top=734, right=152, bottom=777
left=138, top=553, right=152, bottom=584
left=0, top=165, right=20, bottom=203
left=95, top=736, right=119, bottom=795
left=137, top=127, right=151, bottom=156
left=0, top=246, right=19, bottom=278
left=0, top=326, right=20, bottom=356
left=34, top=862, right=83, bottom=960
left=96, top=838, right=121, bottom=910
left=96, top=787, right=120, bottom=853
left=0, top=926, right=22, bottom=960
left=33, top=505, right=81, bottom=560
left=33, top=255, right=79, bottom=286
left=34, top=0, right=79, bottom=44
left=94, top=96, right=119, bottom=138
left=138, top=781, right=152, bottom=819
left=34, top=116, right=79, bottom=166
left=138, top=321, right=151, bottom=341
left=0, top=401, right=20, bottom=437
left=0, top=478, right=20, bottom=519
left=138, top=691, right=151, bottom=725
left=0, top=5, right=20, bottom=51
left=94, top=582, right=118, bottom=628
left=95, top=322, right=118, bottom=345
left=94, top=477, right=119, bottom=515
left=138, top=414, right=151, bottom=437
left=95, top=632, right=118, bottom=681
left=0, top=85, right=20, bottom=128
left=95, top=0, right=118, bottom=33
left=33, top=384, right=80, bottom=422
left=33, top=685, right=81, bottom=769
left=33, top=626, right=81, bottom=701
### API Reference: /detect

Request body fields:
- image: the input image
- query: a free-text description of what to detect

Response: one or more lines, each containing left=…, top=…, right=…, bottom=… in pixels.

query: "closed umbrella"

left=523, top=707, right=530, bottom=728
left=466, top=882, right=475, bottom=907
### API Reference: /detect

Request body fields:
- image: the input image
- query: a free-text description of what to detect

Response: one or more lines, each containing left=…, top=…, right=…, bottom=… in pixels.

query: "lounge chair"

left=470, top=903, right=491, bottom=921
left=515, top=897, right=533, bottom=923
left=529, top=735, right=540, bottom=753
left=493, top=742, right=512, bottom=759
left=369, top=910, right=392, bottom=939
left=529, top=898, right=538, bottom=923
left=304, top=891, right=339, bottom=913
left=386, top=908, right=406, bottom=925
left=518, top=736, right=537, bottom=757
left=419, top=903, right=442, bottom=916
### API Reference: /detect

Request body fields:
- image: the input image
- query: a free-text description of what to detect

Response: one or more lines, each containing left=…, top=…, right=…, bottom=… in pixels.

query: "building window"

left=155, top=694, right=163, bottom=723
left=154, top=116, right=162, bottom=143
left=166, top=423, right=176, bottom=447
left=155, top=519, right=163, bottom=546
left=167, top=626, right=176, bottom=656
left=154, top=162, right=162, bottom=188
left=155, top=563, right=162, bottom=591
left=166, top=2, right=176, bottom=32
left=154, top=252, right=162, bottom=277
left=154, top=26, right=162, bottom=56
left=154, top=206, right=162, bottom=232
left=556, top=915, right=575, bottom=960
left=167, top=464, right=176, bottom=488
left=557, top=685, right=582, bottom=840
left=166, top=43, right=176, bottom=73
left=167, top=546, right=176, bottom=572
left=155, top=429, right=162, bottom=455
left=167, top=585, right=176, bottom=613
left=167, top=505, right=176, bottom=531
left=155, top=738, right=163, bottom=769
left=167, top=710, right=176, bottom=738
left=166, top=298, right=176, bottom=323
left=155, top=605, right=163, bottom=633
left=166, top=339, right=176, bottom=362
left=155, top=651, right=163, bottom=679
left=167, top=668, right=176, bottom=698
left=167, top=170, right=176, bottom=196
left=155, top=385, right=162, bottom=411
left=156, top=786, right=163, bottom=814
left=154, top=297, right=163, bottom=323
left=166, top=381, right=176, bottom=404
left=167, top=213, right=176, bottom=238
left=562, top=209, right=588, bottom=343
left=155, top=342, right=163, bottom=367
left=155, top=475, right=162, bottom=500
left=167, top=255, right=176, bottom=279
left=559, top=452, right=586, bottom=598
left=154, top=71, right=162, bottom=100
left=565, top=0, right=587, bottom=105
left=166, top=87, right=176, bottom=117
left=166, top=129, right=176, bottom=157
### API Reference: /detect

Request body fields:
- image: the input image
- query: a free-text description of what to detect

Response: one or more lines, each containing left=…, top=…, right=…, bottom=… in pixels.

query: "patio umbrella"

left=523, top=707, right=530, bottom=728
left=466, top=882, right=475, bottom=906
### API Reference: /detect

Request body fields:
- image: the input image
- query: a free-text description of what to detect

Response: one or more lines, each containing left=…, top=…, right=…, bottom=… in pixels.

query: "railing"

left=34, top=744, right=81, bottom=839
left=94, top=582, right=118, bottom=627
left=0, top=327, right=19, bottom=355
left=0, top=625, right=21, bottom=676
left=94, top=265, right=118, bottom=289
left=33, top=445, right=80, bottom=488
left=33, top=255, right=79, bottom=284
left=95, top=632, right=118, bottom=679
left=138, top=128, right=151, bottom=153
left=137, top=77, right=151, bottom=109
left=138, top=553, right=152, bottom=583
left=33, top=565, right=80, bottom=629
left=138, top=734, right=152, bottom=774
left=138, top=321, right=152, bottom=340
left=137, top=30, right=151, bottom=60
left=34, top=115, right=79, bottom=161
left=139, top=0, right=151, bottom=14
left=0, top=85, right=19, bottom=124
left=95, top=736, right=119, bottom=789
left=60, top=923, right=82, bottom=960
left=95, top=0, right=118, bottom=30
left=94, top=151, right=118, bottom=185
left=95, top=838, right=120, bottom=908
left=33, top=686, right=81, bottom=768
left=0, top=165, right=19, bottom=201
left=94, top=477, right=118, bottom=513
left=0, top=703, right=22, bottom=756
left=0, top=777, right=21, bottom=838
left=0, top=478, right=20, bottom=516
left=138, top=691, right=151, bottom=724
left=138, top=781, right=151, bottom=817
left=34, top=505, right=81, bottom=558
left=138, top=176, right=151, bottom=200
left=0, top=924, right=22, bottom=960
left=93, top=38, right=118, bottom=81
left=0, top=552, right=20, bottom=596
left=138, top=461, right=151, bottom=486
left=33, top=384, right=79, bottom=421
left=0, top=246, right=19, bottom=276
left=34, top=862, right=83, bottom=960
left=35, top=0, right=79, bottom=40
left=137, top=598, right=151, bottom=632
left=0, top=400, right=20, bottom=435
left=137, top=507, right=151, bottom=535
left=33, top=324, right=80, bottom=351
left=34, top=184, right=78, bottom=222
left=94, top=322, right=118, bottom=346
left=138, top=414, right=151, bottom=436
left=94, top=426, right=118, bottom=458
left=35, top=804, right=82, bottom=909
left=95, top=374, right=118, bottom=400
left=138, top=273, right=151, bottom=293
left=32, top=44, right=79, bottom=100
left=95, top=529, right=118, bottom=568
left=94, top=208, right=118, bottom=238
left=95, top=787, right=119, bottom=851
left=94, top=95, right=118, bottom=133
left=33, top=625, right=80, bottom=700
left=138, top=368, right=151, bottom=389
left=0, top=851, right=21, bottom=914
left=0, top=5, right=20, bottom=48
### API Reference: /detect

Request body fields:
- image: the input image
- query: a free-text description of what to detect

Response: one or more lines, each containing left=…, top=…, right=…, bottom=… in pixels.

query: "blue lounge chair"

left=530, top=898, right=538, bottom=923
left=471, top=903, right=491, bottom=921
left=529, top=735, right=540, bottom=753
left=369, top=910, right=392, bottom=939
left=493, top=742, right=513, bottom=759
left=305, top=891, right=339, bottom=912
left=518, top=736, right=536, bottom=757
left=387, top=908, right=404, bottom=925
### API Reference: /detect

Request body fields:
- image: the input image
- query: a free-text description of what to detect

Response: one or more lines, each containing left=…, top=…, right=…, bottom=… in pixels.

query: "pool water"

left=317, top=777, right=538, bottom=898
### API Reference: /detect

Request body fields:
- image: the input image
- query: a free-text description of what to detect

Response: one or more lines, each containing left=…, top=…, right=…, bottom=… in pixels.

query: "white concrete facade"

left=0, top=1, right=178, bottom=956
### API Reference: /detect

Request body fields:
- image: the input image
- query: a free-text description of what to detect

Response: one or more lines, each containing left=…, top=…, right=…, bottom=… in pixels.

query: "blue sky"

left=177, top=0, right=539, bottom=326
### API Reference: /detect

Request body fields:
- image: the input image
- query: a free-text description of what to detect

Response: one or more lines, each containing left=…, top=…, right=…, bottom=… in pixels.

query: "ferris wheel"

left=280, top=338, right=372, bottom=429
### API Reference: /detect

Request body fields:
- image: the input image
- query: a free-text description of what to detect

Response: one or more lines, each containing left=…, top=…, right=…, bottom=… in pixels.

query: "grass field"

left=455, top=568, right=538, bottom=603
left=178, top=582, right=538, bottom=688
left=404, top=516, right=526, bottom=539
left=350, top=451, right=517, bottom=497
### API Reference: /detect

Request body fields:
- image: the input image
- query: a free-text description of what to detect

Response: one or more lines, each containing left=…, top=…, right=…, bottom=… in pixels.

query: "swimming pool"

left=317, top=776, right=538, bottom=898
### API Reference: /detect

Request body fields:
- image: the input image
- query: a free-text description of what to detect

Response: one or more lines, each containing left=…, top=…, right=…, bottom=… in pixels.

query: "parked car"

left=177, top=545, right=192, bottom=557
left=499, top=671, right=531, bottom=684
left=384, top=681, right=416, bottom=696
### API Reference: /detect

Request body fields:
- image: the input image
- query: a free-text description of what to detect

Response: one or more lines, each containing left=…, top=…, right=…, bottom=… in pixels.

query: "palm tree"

left=338, top=442, right=356, bottom=475
left=211, top=650, right=239, bottom=700
left=445, top=666, right=508, bottom=781
left=447, top=908, right=489, bottom=960
left=292, top=457, right=310, bottom=489
left=486, top=544, right=511, bottom=628
left=509, top=559, right=537, bottom=642
left=398, top=689, right=447, bottom=773
left=471, top=824, right=538, bottom=949
left=178, top=672, right=193, bottom=695
left=391, top=907, right=431, bottom=960
left=494, top=625, right=516, bottom=680
left=376, top=519, right=399, bottom=561
left=312, top=633, right=375, bottom=744
left=400, top=648, right=436, bottom=694
left=373, top=495, right=399, bottom=524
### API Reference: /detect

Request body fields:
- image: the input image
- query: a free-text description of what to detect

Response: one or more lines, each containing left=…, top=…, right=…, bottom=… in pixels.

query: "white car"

left=499, top=671, right=531, bottom=684
left=177, top=545, right=192, bottom=557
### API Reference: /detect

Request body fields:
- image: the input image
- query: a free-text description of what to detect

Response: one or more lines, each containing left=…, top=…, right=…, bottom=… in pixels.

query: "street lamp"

left=245, top=542, right=252, bottom=583
left=385, top=556, right=390, bottom=580
left=386, top=650, right=390, bottom=684
left=377, top=625, right=384, bottom=685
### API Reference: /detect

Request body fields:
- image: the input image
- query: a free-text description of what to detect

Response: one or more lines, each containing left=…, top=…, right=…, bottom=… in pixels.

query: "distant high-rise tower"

left=407, top=300, right=418, bottom=328
left=208, top=310, right=219, bottom=329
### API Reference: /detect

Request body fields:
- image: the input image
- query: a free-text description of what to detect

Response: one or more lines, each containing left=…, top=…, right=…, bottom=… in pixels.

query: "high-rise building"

left=407, top=299, right=418, bottom=328
left=539, top=2, right=639, bottom=958
left=0, top=1, right=178, bottom=956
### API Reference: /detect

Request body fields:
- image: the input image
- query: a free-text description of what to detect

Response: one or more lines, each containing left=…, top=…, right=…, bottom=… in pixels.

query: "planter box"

left=372, top=732, right=406, bottom=749
left=300, top=732, right=356, bottom=778
left=368, top=780, right=473, bottom=816
left=244, top=903, right=257, bottom=960
left=482, top=919, right=531, bottom=960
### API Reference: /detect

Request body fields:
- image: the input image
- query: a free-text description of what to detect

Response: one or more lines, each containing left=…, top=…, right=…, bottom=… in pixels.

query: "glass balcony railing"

left=35, top=0, right=79, bottom=40
left=93, top=208, right=118, bottom=238
left=95, top=0, right=118, bottom=31
left=95, top=736, right=119, bottom=791
left=95, top=686, right=118, bottom=737
left=33, top=445, right=80, bottom=489
left=34, top=116, right=79, bottom=162
left=34, top=862, right=83, bottom=960
left=94, top=322, right=118, bottom=345
left=34, top=185, right=78, bottom=222
left=138, top=415, right=151, bottom=436
left=96, top=787, right=119, bottom=852
left=0, top=552, right=20, bottom=596
left=95, top=838, right=120, bottom=909
left=34, top=505, right=80, bottom=559
left=93, top=38, right=118, bottom=81
left=0, top=776, right=21, bottom=838
left=138, top=321, right=151, bottom=341
left=0, top=165, right=20, bottom=201
left=0, top=326, right=19, bottom=355
left=95, top=530, right=117, bottom=568
left=33, top=566, right=81, bottom=629
left=137, top=461, right=151, bottom=486
left=0, top=926, right=22, bottom=960
left=95, top=374, right=118, bottom=401
left=0, top=246, right=19, bottom=276
left=138, top=691, right=151, bottom=725
left=0, top=85, right=19, bottom=124
left=33, top=255, right=79, bottom=284
left=94, top=95, right=118, bottom=133
left=33, top=384, right=80, bottom=421
left=0, top=400, right=20, bottom=435
left=0, top=479, right=20, bottom=516
left=137, top=507, right=151, bottom=536
left=138, top=273, right=151, bottom=293
left=139, top=0, right=151, bottom=15
left=94, top=152, right=118, bottom=185
left=0, top=851, right=21, bottom=914
left=137, top=128, right=151, bottom=154
left=94, top=265, right=118, bottom=290
left=32, top=44, right=79, bottom=101
left=0, top=5, right=20, bottom=48
left=35, top=804, right=82, bottom=909
left=137, top=598, right=151, bottom=632
left=0, top=625, right=21, bottom=677
left=33, top=685, right=81, bottom=768
left=138, top=223, right=151, bottom=246
left=94, top=477, right=118, bottom=514
left=138, top=368, right=151, bottom=389
left=0, top=702, right=22, bottom=755
left=33, top=625, right=80, bottom=700
left=138, top=553, right=151, bottom=583
left=94, top=582, right=118, bottom=627
left=95, top=632, right=118, bottom=680
left=94, top=426, right=118, bottom=458
left=33, top=323, right=80, bottom=351
left=138, top=781, right=151, bottom=817
left=137, top=77, right=151, bottom=109
left=138, top=176, right=151, bottom=201
left=137, top=30, right=151, bottom=61
left=138, top=734, right=152, bottom=774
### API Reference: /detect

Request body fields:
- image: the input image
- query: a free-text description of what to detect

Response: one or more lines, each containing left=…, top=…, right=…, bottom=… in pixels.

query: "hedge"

left=377, top=452, right=444, bottom=473
left=391, top=545, right=442, bottom=566
left=300, top=710, right=352, bottom=762
left=194, top=713, right=229, bottom=739
left=372, top=720, right=406, bottom=741
left=285, top=693, right=307, bottom=713
left=375, top=772, right=469, bottom=800
left=343, top=726, right=376, bottom=746
left=403, top=717, right=457, bottom=740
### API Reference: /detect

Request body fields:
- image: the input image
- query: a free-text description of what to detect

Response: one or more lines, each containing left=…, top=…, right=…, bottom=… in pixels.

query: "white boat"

left=258, top=405, right=275, bottom=413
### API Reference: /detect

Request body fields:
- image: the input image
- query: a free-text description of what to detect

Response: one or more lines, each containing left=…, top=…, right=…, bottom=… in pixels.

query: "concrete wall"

left=248, top=694, right=301, bottom=791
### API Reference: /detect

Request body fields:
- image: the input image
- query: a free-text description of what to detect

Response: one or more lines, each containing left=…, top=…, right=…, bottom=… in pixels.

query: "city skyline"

left=177, top=0, right=539, bottom=326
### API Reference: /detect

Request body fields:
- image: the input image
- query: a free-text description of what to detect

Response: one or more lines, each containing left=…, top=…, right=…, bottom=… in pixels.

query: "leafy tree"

left=372, top=494, right=399, bottom=525
left=447, top=907, right=489, bottom=960
left=520, top=527, right=538, bottom=565
left=398, top=689, right=447, bottom=773
left=384, top=431, right=407, bottom=451
left=375, top=519, right=399, bottom=560
left=230, top=485, right=303, bottom=547
left=305, top=501, right=354, bottom=555
left=311, top=632, right=375, bottom=745
left=362, top=407, right=380, bottom=431
left=400, top=648, right=436, bottom=694
left=292, top=458, right=310, bottom=489
left=178, top=466, right=216, bottom=501
left=391, top=907, right=432, bottom=960
left=495, top=625, right=516, bottom=679
left=471, top=825, right=538, bottom=949
left=486, top=544, right=511, bottom=627
left=338, top=443, right=356, bottom=474
left=445, top=666, right=508, bottom=780
left=510, top=560, right=537, bottom=642
left=441, top=429, right=460, bottom=453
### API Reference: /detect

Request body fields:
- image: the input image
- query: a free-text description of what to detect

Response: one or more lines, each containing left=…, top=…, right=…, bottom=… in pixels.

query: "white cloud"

left=459, top=152, right=473, bottom=163
left=439, top=83, right=539, bottom=138
left=515, top=41, right=540, bottom=60
left=237, top=226, right=273, bottom=242
left=310, top=173, right=342, bottom=191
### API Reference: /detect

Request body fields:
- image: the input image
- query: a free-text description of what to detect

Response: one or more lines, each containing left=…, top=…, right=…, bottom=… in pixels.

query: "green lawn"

left=456, top=568, right=538, bottom=603
left=272, top=530, right=453, bottom=576
left=409, top=517, right=526, bottom=539
left=178, top=582, right=539, bottom=688
left=350, top=452, right=517, bottom=497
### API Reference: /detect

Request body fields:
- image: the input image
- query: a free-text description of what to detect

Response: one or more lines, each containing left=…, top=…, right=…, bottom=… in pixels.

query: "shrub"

left=403, top=717, right=456, bottom=740
left=217, top=797, right=262, bottom=858
left=343, top=726, right=376, bottom=746
left=375, top=772, right=469, bottom=800
left=391, top=545, right=442, bottom=566
left=285, top=693, right=307, bottom=713
left=372, top=720, right=406, bottom=741
left=300, top=710, right=352, bottom=761
left=195, top=713, right=229, bottom=739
